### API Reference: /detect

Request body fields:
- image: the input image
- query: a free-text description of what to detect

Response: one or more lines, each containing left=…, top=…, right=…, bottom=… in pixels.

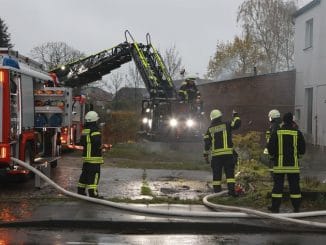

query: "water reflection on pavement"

left=1, top=229, right=326, bottom=245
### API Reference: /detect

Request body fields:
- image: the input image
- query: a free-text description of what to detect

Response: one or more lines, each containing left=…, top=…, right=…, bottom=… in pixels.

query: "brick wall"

left=198, top=70, right=296, bottom=134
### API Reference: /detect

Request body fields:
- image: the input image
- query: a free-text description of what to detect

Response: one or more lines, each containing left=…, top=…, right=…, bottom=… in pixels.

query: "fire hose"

left=10, top=157, right=326, bottom=229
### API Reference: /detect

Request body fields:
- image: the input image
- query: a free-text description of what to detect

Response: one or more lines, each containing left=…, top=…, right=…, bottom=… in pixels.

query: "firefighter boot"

left=291, top=198, right=301, bottom=213
left=77, top=187, right=86, bottom=196
left=213, top=186, right=222, bottom=193
left=227, top=183, right=238, bottom=197
left=88, top=189, right=103, bottom=199
left=268, top=198, right=281, bottom=213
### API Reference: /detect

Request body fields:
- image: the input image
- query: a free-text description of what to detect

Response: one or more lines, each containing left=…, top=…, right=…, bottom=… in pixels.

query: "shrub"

left=103, top=111, right=141, bottom=144
left=233, top=131, right=264, bottom=161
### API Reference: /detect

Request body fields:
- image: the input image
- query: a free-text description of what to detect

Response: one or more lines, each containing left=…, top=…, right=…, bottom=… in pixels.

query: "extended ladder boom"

left=51, top=31, right=177, bottom=99
left=51, top=42, right=132, bottom=88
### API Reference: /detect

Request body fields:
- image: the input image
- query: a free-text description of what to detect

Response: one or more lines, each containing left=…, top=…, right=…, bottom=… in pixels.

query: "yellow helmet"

left=210, top=109, right=222, bottom=120
left=85, top=111, right=99, bottom=122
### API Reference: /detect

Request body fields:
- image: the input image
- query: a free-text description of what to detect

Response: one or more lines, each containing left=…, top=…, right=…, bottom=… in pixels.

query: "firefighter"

left=263, top=109, right=282, bottom=162
left=292, top=115, right=299, bottom=129
left=203, top=109, right=241, bottom=196
left=178, top=76, right=201, bottom=103
left=185, top=76, right=200, bottom=103
left=267, top=112, right=306, bottom=213
left=262, top=109, right=282, bottom=176
left=77, top=111, right=105, bottom=198
left=178, top=81, right=188, bottom=102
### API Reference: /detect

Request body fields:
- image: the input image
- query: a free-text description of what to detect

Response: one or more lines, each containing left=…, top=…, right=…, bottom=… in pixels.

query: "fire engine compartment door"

left=20, top=74, right=34, bottom=129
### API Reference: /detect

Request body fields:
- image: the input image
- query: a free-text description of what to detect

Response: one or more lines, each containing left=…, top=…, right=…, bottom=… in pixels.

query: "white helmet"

left=268, top=109, right=280, bottom=122
left=85, top=111, right=99, bottom=122
left=210, top=109, right=222, bottom=120
left=186, top=75, right=196, bottom=82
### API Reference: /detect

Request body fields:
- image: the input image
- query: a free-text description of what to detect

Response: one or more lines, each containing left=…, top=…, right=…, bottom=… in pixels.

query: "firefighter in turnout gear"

left=203, top=109, right=241, bottom=196
left=178, top=81, right=188, bottom=102
left=184, top=76, right=200, bottom=103
left=264, top=109, right=282, bottom=155
left=263, top=109, right=282, bottom=170
left=267, top=112, right=306, bottom=213
left=178, top=76, right=200, bottom=103
left=77, top=111, right=104, bottom=198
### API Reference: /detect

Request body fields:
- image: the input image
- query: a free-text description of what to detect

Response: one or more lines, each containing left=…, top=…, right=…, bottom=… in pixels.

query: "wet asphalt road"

left=0, top=150, right=213, bottom=226
left=1, top=228, right=326, bottom=244
left=1, top=148, right=326, bottom=244
left=1, top=150, right=212, bottom=201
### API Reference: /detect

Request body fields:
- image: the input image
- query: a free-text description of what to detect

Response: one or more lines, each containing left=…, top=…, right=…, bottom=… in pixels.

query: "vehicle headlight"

left=169, top=118, right=178, bottom=127
left=186, top=119, right=195, bottom=128
left=142, top=117, right=148, bottom=124
left=145, top=108, right=150, bottom=113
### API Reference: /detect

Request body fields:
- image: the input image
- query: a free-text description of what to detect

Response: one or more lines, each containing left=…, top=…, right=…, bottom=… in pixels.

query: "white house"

left=294, top=0, right=326, bottom=146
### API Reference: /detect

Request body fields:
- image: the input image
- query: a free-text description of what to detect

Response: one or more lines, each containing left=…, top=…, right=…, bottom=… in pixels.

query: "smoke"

left=215, top=68, right=236, bottom=81
left=140, top=141, right=203, bottom=162
left=214, top=56, right=239, bottom=81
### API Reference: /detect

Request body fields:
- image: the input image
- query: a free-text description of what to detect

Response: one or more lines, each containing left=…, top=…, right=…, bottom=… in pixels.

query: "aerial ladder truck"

left=51, top=31, right=204, bottom=141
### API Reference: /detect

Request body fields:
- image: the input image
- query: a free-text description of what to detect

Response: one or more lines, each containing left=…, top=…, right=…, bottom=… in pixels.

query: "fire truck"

left=51, top=31, right=204, bottom=142
left=0, top=48, right=85, bottom=178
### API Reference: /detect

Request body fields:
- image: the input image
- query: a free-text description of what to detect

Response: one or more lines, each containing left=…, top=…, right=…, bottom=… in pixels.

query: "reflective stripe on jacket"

left=268, top=126, right=305, bottom=173
left=204, top=116, right=241, bottom=157
left=81, top=128, right=104, bottom=164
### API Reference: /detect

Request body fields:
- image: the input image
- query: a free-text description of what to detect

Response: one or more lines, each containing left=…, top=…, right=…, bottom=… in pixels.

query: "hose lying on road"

left=11, top=157, right=326, bottom=229
left=203, top=193, right=326, bottom=229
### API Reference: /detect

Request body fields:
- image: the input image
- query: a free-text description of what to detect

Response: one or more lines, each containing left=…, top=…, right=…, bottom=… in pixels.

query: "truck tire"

left=51, top=160, right=58, bottom=168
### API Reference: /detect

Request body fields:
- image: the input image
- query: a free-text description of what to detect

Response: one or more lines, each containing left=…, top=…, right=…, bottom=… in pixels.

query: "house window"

left=305, top=87, right=313, bottom=134
left=305, top=18, right=313, bottom=49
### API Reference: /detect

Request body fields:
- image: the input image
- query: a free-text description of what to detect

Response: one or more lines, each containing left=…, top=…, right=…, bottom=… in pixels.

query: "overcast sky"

left=1, top=0, right=311, bottom=78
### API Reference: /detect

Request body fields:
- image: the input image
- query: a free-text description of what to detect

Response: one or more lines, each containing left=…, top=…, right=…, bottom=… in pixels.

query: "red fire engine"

left=0, top=48, right=84, bottom=178
left=58, top=94, right=86, bottom=149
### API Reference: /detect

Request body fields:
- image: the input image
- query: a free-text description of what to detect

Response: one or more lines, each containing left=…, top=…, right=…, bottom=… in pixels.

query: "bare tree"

left=90, top=78, right=112, bottom=92
left=162, top=45, right=184, bottom=80
left=126, top=63, right=142, bottom=89
left=110, top=72, right=123, bottom=109
left=279, top=1, right=297, bottom=70
left=237, top=0, right=297, bottom=72
left=30, top=41, right=85, bottom=70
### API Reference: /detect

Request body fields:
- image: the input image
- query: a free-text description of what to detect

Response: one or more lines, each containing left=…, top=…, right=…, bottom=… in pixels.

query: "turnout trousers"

left=211, top=155, right=236, bottom=195
left=271, top=173, right=301, bottom=212
left=78, top=162, right=101, bottom=197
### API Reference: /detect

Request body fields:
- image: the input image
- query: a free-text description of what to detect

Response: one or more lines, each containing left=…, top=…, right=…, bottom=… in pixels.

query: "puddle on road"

left=157, top=176, right=180, bottom=181
left=0, top=200, right=33, bottom=222
left=150, top=180, right=210, bottom=200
